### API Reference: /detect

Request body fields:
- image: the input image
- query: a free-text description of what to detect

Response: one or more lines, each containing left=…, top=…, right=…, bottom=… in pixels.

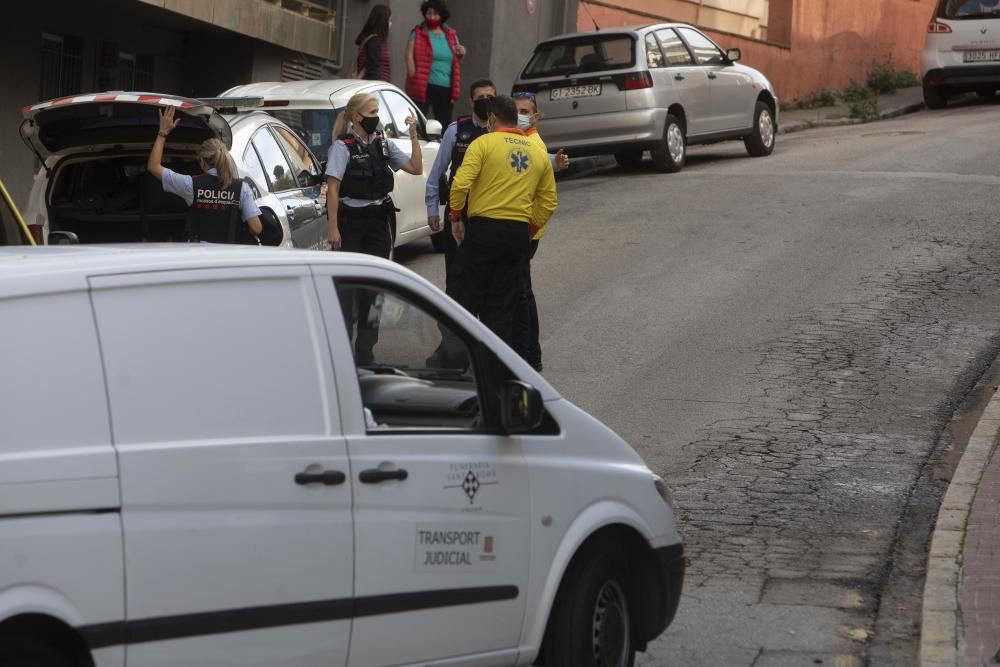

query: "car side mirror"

left=47, top=231, right=79, bottom=245
left=426, top=119, right=444, bottom=140
left=726, top=48, right=742, bottom=63
left=500, top=380, right=543, bottom=434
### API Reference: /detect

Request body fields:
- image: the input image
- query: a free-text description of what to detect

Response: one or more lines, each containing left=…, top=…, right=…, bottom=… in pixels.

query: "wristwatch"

left=157, top=131, right=170, bottom=138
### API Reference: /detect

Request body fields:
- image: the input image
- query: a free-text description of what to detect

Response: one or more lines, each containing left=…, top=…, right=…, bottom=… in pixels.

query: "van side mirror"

left=726, top=48, right=742, bottom=63
left=426, top=119, right=444, bottom=140
left=47, top=231, right=79, bottom=245
left=500, top=380, right=543, bottom=434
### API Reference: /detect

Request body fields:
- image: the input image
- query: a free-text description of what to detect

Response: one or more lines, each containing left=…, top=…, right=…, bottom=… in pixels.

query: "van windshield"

left=521, top=35, right=636, bottom=79
left=938, top=0, right=1000, bottom=19
left=265, top=109, right=342, bottom=159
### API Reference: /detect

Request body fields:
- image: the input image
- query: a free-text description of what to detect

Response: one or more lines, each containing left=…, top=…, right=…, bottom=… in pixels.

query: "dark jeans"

left=338, top=202, right=395, bottom=364
left=417, top=84, right=453, bottom=127
left=512, top=240, right=541, bottom=370
left=452, top=217, right=531, bottom=348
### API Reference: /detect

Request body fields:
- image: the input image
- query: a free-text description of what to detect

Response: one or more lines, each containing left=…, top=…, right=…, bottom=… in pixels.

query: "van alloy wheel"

left=744, top=100, right=776, bottom=157
left=651, top=113, right=686, bottom=173
left=759, top=108, right=775, bottom=149
left=667, top=124, right=685, bottom=164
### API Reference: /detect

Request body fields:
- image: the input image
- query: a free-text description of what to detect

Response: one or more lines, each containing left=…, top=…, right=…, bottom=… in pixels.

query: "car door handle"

left=708, top=72, right=717, bottom=80
left=359, top=468, right=409, bottom=484
left=674, top=73, right=685, bottom=81
left=294, top=470, right=347, bottom=486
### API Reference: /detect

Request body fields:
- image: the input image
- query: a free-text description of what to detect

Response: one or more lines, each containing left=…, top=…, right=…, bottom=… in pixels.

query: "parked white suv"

left=0, top=245, right=684, bottom=667
left=922, top=0, right=1000, bottom=108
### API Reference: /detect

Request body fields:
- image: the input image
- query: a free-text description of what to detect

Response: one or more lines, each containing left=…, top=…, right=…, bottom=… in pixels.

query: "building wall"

left=579, top=0, right=937, bottom=103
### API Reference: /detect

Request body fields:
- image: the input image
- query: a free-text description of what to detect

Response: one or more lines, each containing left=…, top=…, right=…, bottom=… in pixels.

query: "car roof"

left=0, top=245, right=396, bottom=291
left=535, top=22, right=685, bottom=44
left=222, top=79, right=403, bottom=108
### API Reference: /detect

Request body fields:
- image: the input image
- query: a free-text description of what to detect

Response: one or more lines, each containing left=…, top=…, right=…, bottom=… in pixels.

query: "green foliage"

left=782, top=88, right=839, bottom=111
left=866, top=59, right=920, bottom=94
left=849, top=91, right=880, bottom=121
left=840, top=80, right=870, bottom=103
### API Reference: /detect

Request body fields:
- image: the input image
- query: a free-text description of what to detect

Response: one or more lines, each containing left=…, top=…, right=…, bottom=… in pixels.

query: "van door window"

left=335, top=281, right=482, bottom=431
left=656, top=28, right=696, bottom=66
left=252, top=127, right=298, bottom=192
left=267, top=109, right=341, bottom=158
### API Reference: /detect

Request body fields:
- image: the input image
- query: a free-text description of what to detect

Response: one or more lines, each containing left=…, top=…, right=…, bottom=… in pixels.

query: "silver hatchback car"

left=513, top=23, right=779, bottom=172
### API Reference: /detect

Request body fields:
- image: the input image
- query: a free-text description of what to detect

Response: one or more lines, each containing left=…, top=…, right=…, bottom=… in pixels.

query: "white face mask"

left=517, top=114, right=532, bottom=131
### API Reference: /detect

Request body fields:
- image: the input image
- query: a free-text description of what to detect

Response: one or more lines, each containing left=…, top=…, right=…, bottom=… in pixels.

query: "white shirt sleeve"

left=239, top=181, right=261, bottom=221
left=161, top=168, right=194, bottom=207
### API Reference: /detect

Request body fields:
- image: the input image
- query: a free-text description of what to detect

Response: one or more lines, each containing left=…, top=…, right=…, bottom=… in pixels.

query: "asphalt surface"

left=395, top=96, right=1000, bottom=666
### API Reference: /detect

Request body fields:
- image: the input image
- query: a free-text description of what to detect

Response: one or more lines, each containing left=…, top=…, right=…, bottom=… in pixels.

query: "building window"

left=96, top=41, right=154, bottom=91
left=39, top=33, right=83, bottom=99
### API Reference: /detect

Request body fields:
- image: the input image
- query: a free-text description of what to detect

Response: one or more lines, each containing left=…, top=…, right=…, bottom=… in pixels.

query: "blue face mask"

left=517, top=114, right=532, bottom=131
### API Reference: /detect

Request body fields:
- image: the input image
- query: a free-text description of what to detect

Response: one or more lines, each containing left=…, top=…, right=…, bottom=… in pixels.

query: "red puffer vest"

left=406, top=24, right=461, bottom=104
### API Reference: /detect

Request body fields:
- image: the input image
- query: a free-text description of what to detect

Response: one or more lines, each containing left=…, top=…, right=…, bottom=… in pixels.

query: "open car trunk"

left=48, top=154, right=199, bottom=243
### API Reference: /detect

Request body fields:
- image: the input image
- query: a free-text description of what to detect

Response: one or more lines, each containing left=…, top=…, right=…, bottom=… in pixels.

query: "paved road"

left=396, top=97, right=1000, bottom=666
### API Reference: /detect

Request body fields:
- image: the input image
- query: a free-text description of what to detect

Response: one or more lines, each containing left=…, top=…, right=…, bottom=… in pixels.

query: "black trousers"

left=417, top=84, right=454, bottom=127
left=512, top=240, right=541, bottom=370
left=442, top=205, right=463, bottom=298
left=338, top=203, right=395, bottom=364
left=452, top=217, right=531, bottom=348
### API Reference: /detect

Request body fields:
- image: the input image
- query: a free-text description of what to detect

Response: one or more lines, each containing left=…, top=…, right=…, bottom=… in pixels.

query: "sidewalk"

left=922, top=386, right=1000, bottom=666
left=779, top=85, right=926, bottom=134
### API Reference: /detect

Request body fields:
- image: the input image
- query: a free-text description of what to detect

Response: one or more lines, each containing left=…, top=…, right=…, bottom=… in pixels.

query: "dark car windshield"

left=265, top=108, right=342, bottom=159
left=938, top=0, right=1000, bottom=19
left=521, top=35, right=636, bottom=79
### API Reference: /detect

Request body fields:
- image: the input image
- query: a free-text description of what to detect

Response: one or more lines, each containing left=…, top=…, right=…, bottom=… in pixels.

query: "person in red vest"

left=405, top=0, right=466, bottom=127
left=355, top=4, right=392, bottom=82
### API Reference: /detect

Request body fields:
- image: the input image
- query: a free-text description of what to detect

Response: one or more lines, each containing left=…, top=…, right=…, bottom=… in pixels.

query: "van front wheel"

left=0, top=637, right=72, bottom=667
left=744, top=100, right=776, bottom=157
left=542, top=549, right=636, bottom=667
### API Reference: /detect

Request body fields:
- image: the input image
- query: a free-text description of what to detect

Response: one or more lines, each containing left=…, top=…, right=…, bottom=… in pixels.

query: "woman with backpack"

left=356, top=4, right=392, bottom=82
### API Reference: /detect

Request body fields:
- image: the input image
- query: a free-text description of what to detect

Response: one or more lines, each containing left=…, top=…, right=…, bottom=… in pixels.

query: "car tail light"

left=622, top=72, right=653, bottom=90
left=928, top=21, right=952, bottom=33
left=262, top=100, right=290, bottom=107
left=928, top=74, right=945, bottom=85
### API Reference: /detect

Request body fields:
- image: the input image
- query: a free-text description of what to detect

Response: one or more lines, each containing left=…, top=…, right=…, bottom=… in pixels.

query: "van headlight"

left=653, top=474, right=673, bottom=508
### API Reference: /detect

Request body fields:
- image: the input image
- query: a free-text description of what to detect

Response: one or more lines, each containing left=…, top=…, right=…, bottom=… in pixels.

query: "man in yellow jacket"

left=449, top=95, right=557, bottom=348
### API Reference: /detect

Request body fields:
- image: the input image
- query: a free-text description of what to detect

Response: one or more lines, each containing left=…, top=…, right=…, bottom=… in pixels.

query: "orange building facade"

left=579, top=0, right=939, bottom=102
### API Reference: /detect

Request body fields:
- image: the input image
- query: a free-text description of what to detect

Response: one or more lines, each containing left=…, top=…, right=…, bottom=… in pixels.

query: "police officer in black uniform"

left=425, top=79, right=496, bottom=296
left=149, top=106, right=263, bottom=243
left=326, top=92, right=422, bottom=363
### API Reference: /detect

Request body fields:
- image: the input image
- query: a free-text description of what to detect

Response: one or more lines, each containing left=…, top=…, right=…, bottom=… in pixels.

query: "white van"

left=0, top=246, right=684, bottom=667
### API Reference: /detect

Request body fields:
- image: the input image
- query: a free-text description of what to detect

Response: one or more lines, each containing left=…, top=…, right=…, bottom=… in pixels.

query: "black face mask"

left=358, top=115, right=380, bottom=135
left=473, top=97, right=494, bottom=122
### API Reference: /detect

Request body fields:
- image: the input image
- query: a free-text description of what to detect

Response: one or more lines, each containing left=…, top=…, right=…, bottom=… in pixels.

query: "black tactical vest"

left=188, top=173, right=243, bottom=244
left=338, top=133, right=395, bottom=200
left=449, top=116, right=488, bottom=185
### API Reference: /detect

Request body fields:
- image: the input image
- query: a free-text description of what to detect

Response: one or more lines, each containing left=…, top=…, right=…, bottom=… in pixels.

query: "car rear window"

left=265, top=109, right=341, bottom=158
left=522, top=35, right=636, bottom=79
left=938, top=0, right=1000, bottom=19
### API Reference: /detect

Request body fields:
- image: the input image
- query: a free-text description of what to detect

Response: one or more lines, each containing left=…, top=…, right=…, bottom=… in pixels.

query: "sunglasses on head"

left=512, top=92, right=536, bottom=99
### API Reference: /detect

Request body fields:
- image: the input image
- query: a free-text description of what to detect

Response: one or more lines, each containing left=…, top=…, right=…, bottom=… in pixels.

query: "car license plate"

left=550, top=84, right=602, bottom=101
left=964, top=49, right=1000, bottom=62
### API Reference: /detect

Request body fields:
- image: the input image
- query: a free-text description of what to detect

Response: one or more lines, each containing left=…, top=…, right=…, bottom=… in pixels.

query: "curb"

left=920, top=385, right=1000, bottom=666
left=778, top=101, right=926, bottom=135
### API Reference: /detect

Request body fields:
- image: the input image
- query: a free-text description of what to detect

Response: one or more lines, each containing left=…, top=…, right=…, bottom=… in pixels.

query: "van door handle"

left=674, top=73, right=685, bottom=81
left=359, top=468, right=409, bottom=484
left=708, top=72, right=717, bottom=80
left=295, top=470, right=346, bottom=486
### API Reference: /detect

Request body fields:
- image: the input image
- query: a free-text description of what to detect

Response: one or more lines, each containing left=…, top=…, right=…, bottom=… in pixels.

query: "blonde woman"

left=148, top=106, right=263, bottom=243
left=325, top=92, right=422, bottom=364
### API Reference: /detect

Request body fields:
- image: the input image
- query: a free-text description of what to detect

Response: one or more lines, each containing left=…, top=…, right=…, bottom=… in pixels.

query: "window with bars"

left=96, top=40, right=154, bottom=91
left=39, top=33, right=83, bottom=99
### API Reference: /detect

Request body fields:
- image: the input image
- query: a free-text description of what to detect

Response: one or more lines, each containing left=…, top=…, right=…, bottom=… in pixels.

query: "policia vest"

left=338, top=133, right=394, bottom=201
left=187, top=173, right=244, bottom=244
left=440, top=115, right=488, bottom=205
